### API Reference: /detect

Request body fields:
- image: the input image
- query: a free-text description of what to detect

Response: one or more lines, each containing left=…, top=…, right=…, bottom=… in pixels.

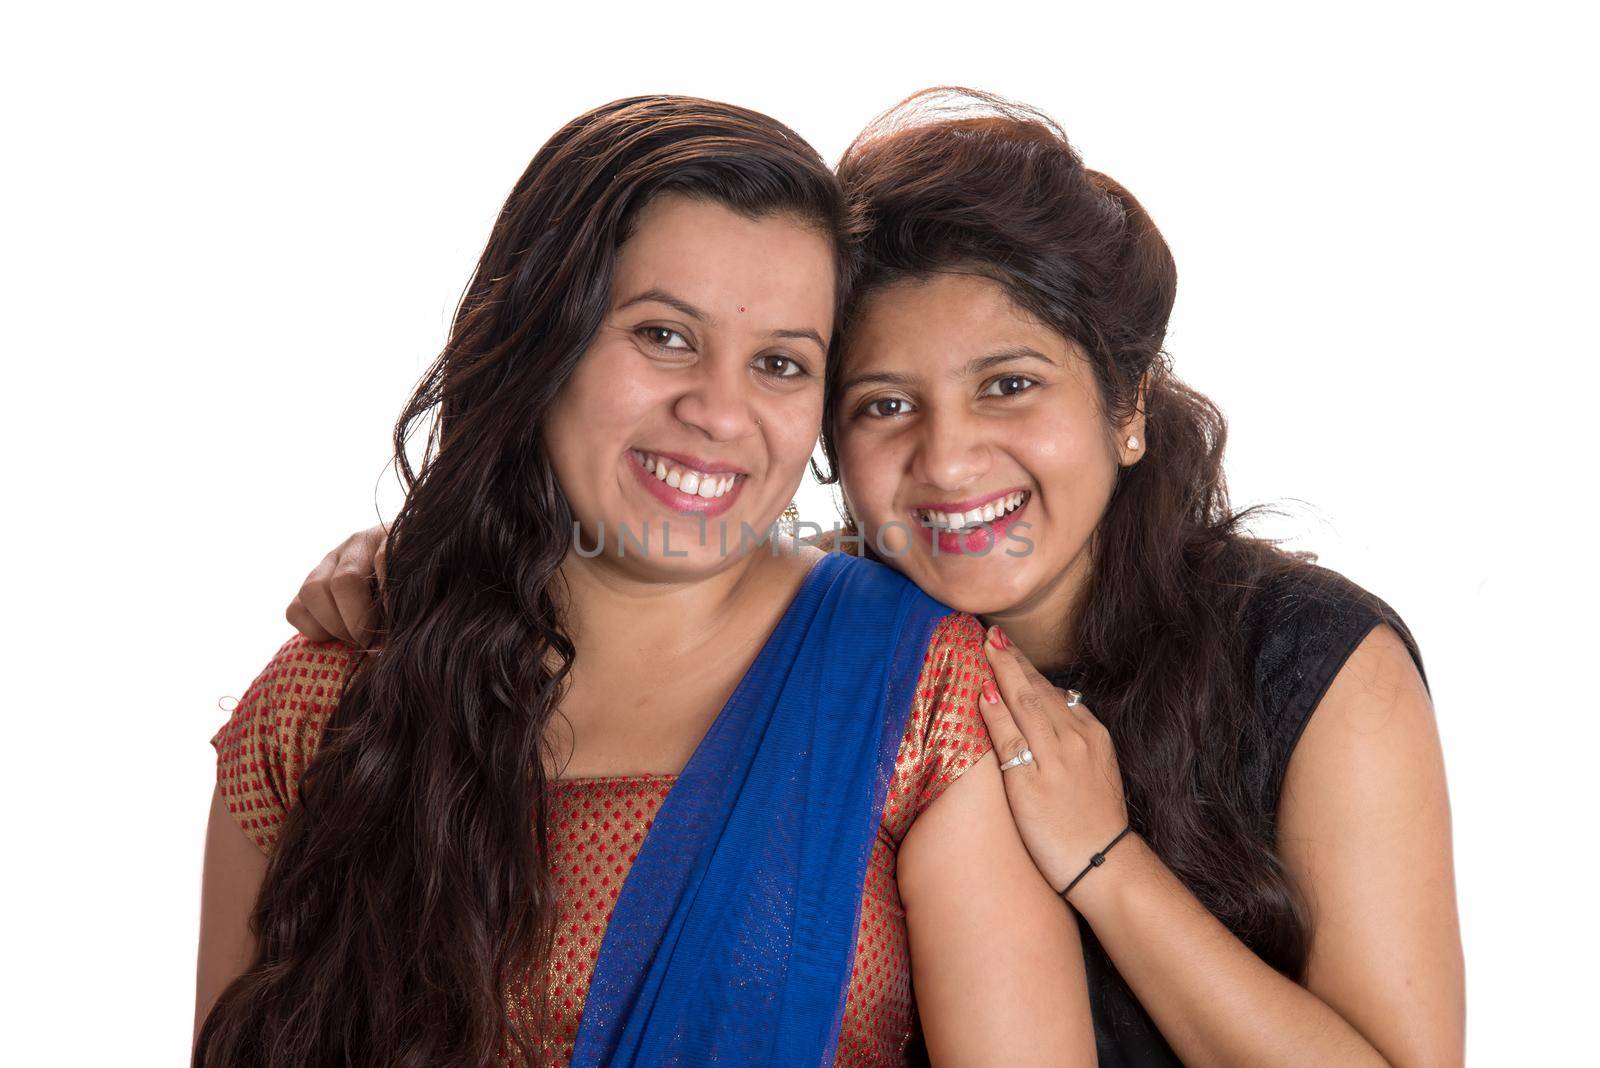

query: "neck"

left=556, top=543, right=808, bottom=664
left=979, top=545, right=1095, bottom=675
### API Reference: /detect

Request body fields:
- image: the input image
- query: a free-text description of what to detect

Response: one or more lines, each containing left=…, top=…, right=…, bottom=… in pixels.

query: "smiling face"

left=834, top=272, right=1143, bottom=621
left=543, top=194, right=835, bottom=581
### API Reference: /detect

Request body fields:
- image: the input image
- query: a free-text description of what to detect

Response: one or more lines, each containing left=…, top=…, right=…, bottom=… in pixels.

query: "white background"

left=4, top=2, right=1593, bottom=1062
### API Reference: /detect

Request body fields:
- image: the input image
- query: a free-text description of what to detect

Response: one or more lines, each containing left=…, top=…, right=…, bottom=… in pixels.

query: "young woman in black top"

left=283, top=90, right=1464, bottom=1065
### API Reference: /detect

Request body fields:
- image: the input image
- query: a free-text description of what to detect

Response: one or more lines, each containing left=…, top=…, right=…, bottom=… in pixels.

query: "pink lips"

left=912, top=489, right=1031, bottom=557
left=628, top=451, right=747, bottom=518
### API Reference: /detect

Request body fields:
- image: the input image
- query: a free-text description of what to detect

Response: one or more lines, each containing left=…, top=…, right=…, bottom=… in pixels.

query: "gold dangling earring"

left=780, top=499, right=800, bottom=536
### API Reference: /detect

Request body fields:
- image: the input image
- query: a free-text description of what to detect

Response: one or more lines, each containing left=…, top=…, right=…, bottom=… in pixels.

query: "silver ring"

left=1064, top=689, right=1083, bottom=708
left=998, top=748, right=1034, bottom=772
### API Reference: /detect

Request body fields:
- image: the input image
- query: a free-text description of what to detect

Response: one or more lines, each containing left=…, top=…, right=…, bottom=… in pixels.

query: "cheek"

left=834, top=429, right=893, bottom=514
left=1020, top=404, right=1115, bottom=488
left=1017, top=426, right=1120, bottom=554
left=543, top=346, right=657, bottom=499
left=772, top=393, right=824, bottom=471
left=553, top=345, right=660, bottom=442
left=836, top=434, right=916, bottom=556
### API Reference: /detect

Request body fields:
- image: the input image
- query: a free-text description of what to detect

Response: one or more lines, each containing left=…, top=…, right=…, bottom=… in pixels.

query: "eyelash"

left=637, top=326, right=691, bottom=351
left=981, top=374, right=1039, bottom=397
left=636, top=327, right=809, bottom=380
left=853, top=374, right=1040, bottom=420
left=755, top=354, right=810, bottom=379
left=856, top=396, right=914, bottom=420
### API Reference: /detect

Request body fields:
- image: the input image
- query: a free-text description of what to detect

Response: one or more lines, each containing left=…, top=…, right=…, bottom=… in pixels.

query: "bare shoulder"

left=1284, top=623, right=1436, bottom=791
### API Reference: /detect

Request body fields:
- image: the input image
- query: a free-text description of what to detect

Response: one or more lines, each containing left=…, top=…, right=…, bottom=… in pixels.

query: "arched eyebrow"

left=618, top=288, right=708, bottom=321
left=840, top=345, right=1058, bottom=394
left=618, top=289, right=826, bottom=352
left=962, top=345, right=1059, bottom=375
left=838, top=369, right=916, bottom=393
left=772, top=327, right=827, bottom=352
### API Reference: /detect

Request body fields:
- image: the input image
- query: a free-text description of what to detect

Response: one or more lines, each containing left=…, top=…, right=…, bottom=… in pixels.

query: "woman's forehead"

left=841, top=274, right=1074, bottom=380
left=613, top=197, right=836, bottom=339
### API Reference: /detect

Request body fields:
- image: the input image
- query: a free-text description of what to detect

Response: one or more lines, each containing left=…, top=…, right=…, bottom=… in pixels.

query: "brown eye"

left=983, top=374, right=1037, bottom=397
left=638, top=326, right=690, bottom=350
left=863, top=396, right=913, bottom=418
left=755, top=354, right=808, bottom=379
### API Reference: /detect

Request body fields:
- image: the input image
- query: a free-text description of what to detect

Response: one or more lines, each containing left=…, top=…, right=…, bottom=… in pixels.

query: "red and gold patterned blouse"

left=210, top=613, right=996, bottom=1066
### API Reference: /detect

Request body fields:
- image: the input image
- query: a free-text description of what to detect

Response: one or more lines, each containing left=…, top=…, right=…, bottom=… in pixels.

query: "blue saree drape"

left=569, top=552, right=951, bottom=1067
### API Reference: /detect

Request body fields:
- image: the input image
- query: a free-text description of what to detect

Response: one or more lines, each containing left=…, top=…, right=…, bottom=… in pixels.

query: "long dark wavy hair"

left=817, top=88, right=1316, bottom=978
left=195, top=96, right=851, bottom=1067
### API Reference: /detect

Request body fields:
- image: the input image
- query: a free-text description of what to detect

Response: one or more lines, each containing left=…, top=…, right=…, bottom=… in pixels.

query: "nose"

left=672, top=355, right=758, bottom=443
left=913, top=407, right=992, bottom=491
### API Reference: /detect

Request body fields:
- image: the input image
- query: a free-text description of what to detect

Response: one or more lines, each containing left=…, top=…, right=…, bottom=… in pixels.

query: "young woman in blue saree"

left=192, top=97, right=1094, bottom=1067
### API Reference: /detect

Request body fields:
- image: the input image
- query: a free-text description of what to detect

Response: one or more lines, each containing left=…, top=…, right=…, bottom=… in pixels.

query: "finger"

left=292, top=550, right=355, bottom=643
left=1005, top=639, right=1064, bottom=700
left=1068, top=699, right=1120, bottom=775
left=285, top=597, right=336, bottom=642
left=328, top=563, right=378, bottom=648
left=324, top=529, right=381, bottom=643
left=372, top=527, right=389, bottom=592
left=975, top=676, right=1038, bottom=778
left=1061, top=692, right=1115, bottom=753
left=1065, top=692, right=1101, bottom=729
left=1052, top=695, right=1124, bottom=800
left=372, top=527, right=392, bottom=628
left=982, top=626, right=1059, bottom=749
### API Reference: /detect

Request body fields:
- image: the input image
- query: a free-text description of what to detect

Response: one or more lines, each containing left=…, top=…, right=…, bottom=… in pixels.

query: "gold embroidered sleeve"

left=208, top=635, right=355, bottom=854
left=881, top=612, right=996, bottom=845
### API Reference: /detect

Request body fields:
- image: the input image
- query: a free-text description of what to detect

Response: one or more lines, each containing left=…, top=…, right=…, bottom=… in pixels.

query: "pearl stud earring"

left=1126, top=435, right=1141, bottom=449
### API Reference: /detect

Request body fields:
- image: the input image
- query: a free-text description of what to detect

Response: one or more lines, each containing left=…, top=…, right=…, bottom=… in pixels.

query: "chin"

left=899, top=555, right=1036, bottom=618
left=573, top=508, right=765, bottom=576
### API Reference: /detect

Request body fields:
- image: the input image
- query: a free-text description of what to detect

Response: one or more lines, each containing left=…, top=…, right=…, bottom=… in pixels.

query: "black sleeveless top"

left=1044, top=565, right=1427, bottom=1066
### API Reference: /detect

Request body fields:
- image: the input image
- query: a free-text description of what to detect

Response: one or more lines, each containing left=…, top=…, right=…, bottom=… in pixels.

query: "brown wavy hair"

left=194, top=96, right=852, bottom=1067
left=817, top=88, right=1315, bottom=978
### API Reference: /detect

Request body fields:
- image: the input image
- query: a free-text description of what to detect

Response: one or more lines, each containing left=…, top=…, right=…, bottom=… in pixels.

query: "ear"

left=1116, top=374, right=1149, bottom=467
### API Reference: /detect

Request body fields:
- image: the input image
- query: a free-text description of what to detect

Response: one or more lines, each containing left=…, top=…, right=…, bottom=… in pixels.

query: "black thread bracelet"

left=1060, top=825, right=1133, bottom=897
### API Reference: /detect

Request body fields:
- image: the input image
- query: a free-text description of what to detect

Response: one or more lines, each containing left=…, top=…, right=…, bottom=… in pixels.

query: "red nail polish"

left=990, top=627, right=1009, bottom=651
left=982, top=679, right=999, bottom=704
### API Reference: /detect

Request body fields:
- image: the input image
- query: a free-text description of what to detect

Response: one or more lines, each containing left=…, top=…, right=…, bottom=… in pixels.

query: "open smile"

left=909, top=488, right=1032, bottom=556
left=628, top=449, right=748, bottom=517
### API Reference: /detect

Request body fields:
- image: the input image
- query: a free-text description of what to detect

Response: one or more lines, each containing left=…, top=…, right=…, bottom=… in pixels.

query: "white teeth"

left=637, top=451, right=741, bottom=498
left=918, top=492, right=1028, bottom=531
